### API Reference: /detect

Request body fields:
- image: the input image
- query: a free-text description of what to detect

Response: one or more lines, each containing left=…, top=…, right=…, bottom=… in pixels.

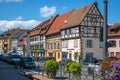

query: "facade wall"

left=82, top=37, right=103, bottom=59
left=46, top=34, right=62, bottom=62
left=62, top=39, right=81, bottom=61
left=30, top=35, right=46, bottom=57
left=108, top=38, right=120, bottom=58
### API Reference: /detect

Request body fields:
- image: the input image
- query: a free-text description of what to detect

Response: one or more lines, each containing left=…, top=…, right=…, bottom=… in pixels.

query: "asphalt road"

left=0, top=60, right=29, bottom=80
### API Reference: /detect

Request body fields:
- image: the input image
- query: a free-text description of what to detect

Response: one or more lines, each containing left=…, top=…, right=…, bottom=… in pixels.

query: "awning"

left=30, top=49, right=45, bottom=53
left=37, top=49, right=45, bottom=52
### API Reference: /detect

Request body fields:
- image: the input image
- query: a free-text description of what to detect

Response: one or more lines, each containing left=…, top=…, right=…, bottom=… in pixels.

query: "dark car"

left=82, top=59, right=89, bottom=65
left=20, top=56, right=35, bottom=69
left=35, top=57, right=46, bottom=62
left=1, top=54, right=9, bottom=62
left=8, top=54, right=21, bottom=64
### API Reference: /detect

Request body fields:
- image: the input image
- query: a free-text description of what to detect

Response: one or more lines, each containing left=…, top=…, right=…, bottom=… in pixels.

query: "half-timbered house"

left=61, top=2, right=104, bottom=61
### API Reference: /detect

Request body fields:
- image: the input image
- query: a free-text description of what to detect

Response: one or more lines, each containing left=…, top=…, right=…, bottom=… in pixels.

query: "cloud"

left=40, top=6, right=56, bottom=18
left=0, top=0, right=2, bottom=2
left=15, top=16, right=23, bottom=21
left=0, top=20, right=40, bottom=34
left=0, top=0, right=23, bottom=3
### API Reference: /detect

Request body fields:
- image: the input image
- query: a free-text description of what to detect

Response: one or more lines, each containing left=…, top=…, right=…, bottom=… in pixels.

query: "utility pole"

left=103, top=0, right=108, bottom=60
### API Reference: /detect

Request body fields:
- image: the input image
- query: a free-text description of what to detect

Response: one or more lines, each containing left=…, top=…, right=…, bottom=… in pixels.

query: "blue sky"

left=0, top=0, right=119, bottom=33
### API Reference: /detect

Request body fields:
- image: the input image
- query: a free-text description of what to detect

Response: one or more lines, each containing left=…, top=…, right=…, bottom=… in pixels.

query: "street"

left=0, top=60, right=29, bottom=80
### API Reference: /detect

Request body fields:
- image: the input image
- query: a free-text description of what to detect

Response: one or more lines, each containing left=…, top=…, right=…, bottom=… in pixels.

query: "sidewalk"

left=31, top=74, right=53, bottom=80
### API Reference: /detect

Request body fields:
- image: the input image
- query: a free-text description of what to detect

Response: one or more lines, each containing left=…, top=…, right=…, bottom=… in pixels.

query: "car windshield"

left=25, top=57, right=33, bottom=62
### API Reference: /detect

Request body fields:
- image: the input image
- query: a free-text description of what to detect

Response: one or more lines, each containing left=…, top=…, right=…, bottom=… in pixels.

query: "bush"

left=45, top=60, right=59, bottom=78
left=66, top=62, right=82, bottom=80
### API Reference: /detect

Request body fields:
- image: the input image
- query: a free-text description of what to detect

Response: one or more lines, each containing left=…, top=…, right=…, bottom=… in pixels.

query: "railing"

left=56, top=65, right=101, bottom=80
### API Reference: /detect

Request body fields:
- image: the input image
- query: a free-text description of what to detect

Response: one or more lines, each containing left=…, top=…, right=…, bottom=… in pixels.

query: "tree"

left=45, top=60, right=59, bottom=78
left=74, top=52, right=78, bottom=61
left=78, top=53, right=83, bottom=63
left=66, top=62, right=82, bottom=80
left=74, top=52, right=83, bottom=62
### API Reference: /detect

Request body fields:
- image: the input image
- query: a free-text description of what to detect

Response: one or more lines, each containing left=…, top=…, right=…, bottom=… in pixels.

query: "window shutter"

left=85, top=40, right=87, bottom=48
left=92, top=40, right=94, bottom=48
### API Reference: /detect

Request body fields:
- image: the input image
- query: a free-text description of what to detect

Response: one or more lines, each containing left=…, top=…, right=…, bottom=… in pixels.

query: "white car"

left=88, top=63, right=100, bottom=75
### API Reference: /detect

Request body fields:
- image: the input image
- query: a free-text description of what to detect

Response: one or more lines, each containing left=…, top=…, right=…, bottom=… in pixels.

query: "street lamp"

left=103, top=0, right=108, bottom=60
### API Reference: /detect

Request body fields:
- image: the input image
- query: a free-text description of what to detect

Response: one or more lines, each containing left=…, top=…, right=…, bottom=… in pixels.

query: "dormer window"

left=110, top=29, right=115, bottom=34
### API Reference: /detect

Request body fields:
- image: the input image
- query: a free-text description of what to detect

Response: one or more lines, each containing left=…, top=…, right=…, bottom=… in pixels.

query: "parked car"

left=0, top=54, right=3, bottom=60
left=8, top=54, right=21, bottom=64
left=2, top=54, right=9, bottom=62
left=87, top=58, right=102, bottom=75
left=20, top=56, right=35, bottom=69
left=88, top=63, right=100, bottom=75
left=82, top=59, right=90, bottom=65
left=82, top=57, right=99, bottom=65
left=35, top=57, right=46, bottom=62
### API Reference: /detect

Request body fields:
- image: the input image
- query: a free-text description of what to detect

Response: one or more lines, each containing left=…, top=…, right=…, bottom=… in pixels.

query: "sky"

left=0, top=0, right=119, bottom=33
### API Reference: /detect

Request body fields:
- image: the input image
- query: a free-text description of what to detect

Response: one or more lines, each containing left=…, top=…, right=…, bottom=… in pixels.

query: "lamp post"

left=103, top=0, right=108, bottom=60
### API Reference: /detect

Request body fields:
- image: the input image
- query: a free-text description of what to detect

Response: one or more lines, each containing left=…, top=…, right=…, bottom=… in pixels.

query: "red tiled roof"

left=61, top=3, right=94, bottom=29
left=30, top=17, right=56, bottom=36
left=29, top=21, right=47, bottom=36
left=108, top=23, right=120, bottom=37
left=109, top=23, right=120, bottom=29
left=40, top=16, right=57, bottom=35
left=46, top=11, right=73, bottom=36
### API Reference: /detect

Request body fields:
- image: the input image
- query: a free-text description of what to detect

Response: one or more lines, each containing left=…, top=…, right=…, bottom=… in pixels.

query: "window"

left=74, top=39, right=78, bottom=48
left=71, top=28, right=75, bottom=34
left=66, top=29, right=70, bottom=35
left=109, top=40, right=116, bottom=47
left=62, top=40, right=68, bottom=48
left=54, top=43, right=56, bottom=49
left=110, top=29, right=115, bottom=34
left=84, top=27, right=88, bottom=33
left=116, top=52, right=120, bottom=58
left=58, top=53, right=60, bottom=58
left=86, top=40, right=93, bottom=48
left=75, top=27, right=79, bottom=33
left=58, top=43, right=60, bottom=49
left=91, top=17, right=97, bottom=22
left=49, top=44, right=51, bottom=49
left=61, top=30, right=65, bottom=36
left=110, top=52, right=114, bottom=57
left=51, top=44, right=54, bottom=49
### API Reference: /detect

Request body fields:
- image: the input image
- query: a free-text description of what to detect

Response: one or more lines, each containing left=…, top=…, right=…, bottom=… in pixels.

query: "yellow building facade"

left=46, top=34, right=62, bottom=62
